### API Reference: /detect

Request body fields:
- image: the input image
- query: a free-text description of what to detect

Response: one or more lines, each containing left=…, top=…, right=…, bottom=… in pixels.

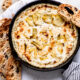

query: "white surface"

left=22, top=66, right=63, bottom=80
left=0, top=0, right=20, bottom=14
left=0, top=0, right=80, bottom=80
left=0, top=0, right=4, bottom=14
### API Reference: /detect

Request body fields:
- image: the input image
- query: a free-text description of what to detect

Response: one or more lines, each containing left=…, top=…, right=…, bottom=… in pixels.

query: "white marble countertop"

left=0, top=0, right=19, bottom=14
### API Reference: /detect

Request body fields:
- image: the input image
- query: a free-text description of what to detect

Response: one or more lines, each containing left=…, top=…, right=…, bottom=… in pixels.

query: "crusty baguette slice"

left=58, top=4, right=79, bottom=21
left=0, top=18, right=21, bottom=80
left=2, top=0, right=12, bottom=10
left=58, top=4, right=80, bottom=27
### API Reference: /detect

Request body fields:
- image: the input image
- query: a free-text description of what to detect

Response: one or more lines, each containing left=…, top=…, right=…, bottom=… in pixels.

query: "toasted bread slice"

left=58, top=4, right=80, bottom=27
left=0, top=18, right=21, bottom=80
left=58, top=4, right=78, bottom=21
left=2, top=0, right=12, bottom=10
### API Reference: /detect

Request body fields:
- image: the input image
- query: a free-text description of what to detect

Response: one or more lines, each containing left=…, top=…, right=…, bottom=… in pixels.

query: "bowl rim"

left=9, top=0, right=80, bottom=71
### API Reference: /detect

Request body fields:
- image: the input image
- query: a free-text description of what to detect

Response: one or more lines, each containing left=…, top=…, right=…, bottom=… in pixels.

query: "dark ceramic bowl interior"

left=9, top=0, right=80, bottom=71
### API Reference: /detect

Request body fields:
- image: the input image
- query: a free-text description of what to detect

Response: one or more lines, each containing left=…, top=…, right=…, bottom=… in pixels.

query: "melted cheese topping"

left=12, top=4, right=78, bottom=68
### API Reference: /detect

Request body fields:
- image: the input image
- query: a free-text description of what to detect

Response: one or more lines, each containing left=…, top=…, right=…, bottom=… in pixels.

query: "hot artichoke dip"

left=12, top=4, right=78, bottom=68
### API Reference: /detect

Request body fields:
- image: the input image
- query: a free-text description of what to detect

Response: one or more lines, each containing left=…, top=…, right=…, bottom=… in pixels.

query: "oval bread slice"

left=0, top=18, right=21, bottom=80
left=58, top=4, right=80, bottom=27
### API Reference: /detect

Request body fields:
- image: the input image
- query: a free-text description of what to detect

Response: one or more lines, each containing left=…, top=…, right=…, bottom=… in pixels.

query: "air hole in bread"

left=11, top=73, right=14, bottom=77
left=75, top=7, right=78, bottom=11
left=65, top=7, right=74, bottom=15
left=11, top=65, right=14, bottom=69
left=0, top=72, right=6, bottom=78
left=16, top=67, right=19, bottom=73
left=1, top=64, right=5, bottom=68
left=5, top=54, right=8, bottom=59
left=0, top=33, right=3, bottom=38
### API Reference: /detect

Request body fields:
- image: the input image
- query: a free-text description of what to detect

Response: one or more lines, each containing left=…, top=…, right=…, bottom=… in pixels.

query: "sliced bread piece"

left=58, top=4, right=79, bottom=21
left=0, top=19, right=12, bottom=79
left=0, top=18, right=21, bottom=80
left=2, top=0, right=12, bottom=10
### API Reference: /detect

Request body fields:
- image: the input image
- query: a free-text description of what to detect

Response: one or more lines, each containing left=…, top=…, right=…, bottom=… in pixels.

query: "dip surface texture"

left=12, top=4, right=78, bottom=68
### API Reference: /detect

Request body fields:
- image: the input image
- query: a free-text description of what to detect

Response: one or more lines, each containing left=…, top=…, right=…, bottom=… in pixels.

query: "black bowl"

left=9, top=0, right=80, bottom=71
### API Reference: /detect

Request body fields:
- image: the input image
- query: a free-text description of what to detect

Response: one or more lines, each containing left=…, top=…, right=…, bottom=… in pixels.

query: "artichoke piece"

left=31, top=41, right=42, bottom=50
left=56, top=42, right=64, bottom=54
left=32, top=28, right=37, bottom=37
left=24, top=35, right=30, bottom=39
left=25, top=15, right=34, bottom=26
left=42, top=14, right=52, bottom=24
left=34, top=48, right=37, bottom=59
left=24, top=33, right=31, bottom=39
left=24, top=28, right=33, bottom=39
left=49, top=29, right=53, bottom=36
left=29, top=48, right=34, bottom=53
left=29, top=47, right=37, bottom=58
left=56, top=42, right=64, bottom=46
left=52, top=15, right=64, bottom=27
left=29, top=28, right=37, bottom=39
left=51, top=53, right=57, bottom=58
left=57, top=47, right=63, bottom=54
left=57, top=34, right=67, bottom=42
left=32, top=13, right=42, bottom=26
left=33, top=28, right=37, bottom=34
left=40, top=57, right=48, bottom=61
